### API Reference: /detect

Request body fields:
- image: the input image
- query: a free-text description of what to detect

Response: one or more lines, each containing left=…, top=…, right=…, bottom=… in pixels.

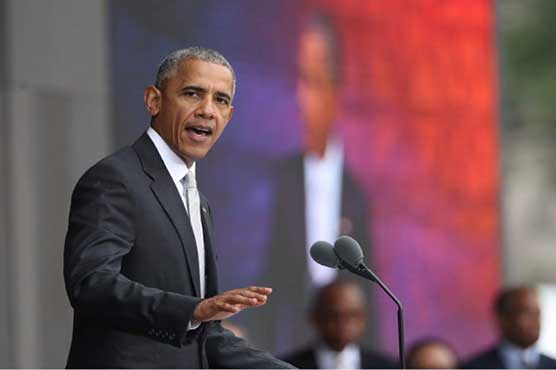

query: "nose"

left=195, top=96, right=215, bottom=119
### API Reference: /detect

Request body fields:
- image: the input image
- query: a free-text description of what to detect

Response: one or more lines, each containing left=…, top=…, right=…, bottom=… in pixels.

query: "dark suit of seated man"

left=461, top=286, right=556, bottom=369
left=280, top=279, right=396, bottom=369
left=63, top=47, right=294, bottom=369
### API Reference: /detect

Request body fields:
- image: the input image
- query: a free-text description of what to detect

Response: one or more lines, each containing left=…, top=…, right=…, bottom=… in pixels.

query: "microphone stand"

left=341, top=262, right=406, bottom=369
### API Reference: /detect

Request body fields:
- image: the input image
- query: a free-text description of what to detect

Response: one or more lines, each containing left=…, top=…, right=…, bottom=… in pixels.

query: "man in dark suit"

left=281, top=279, right=395, bottom=369
left=259, top=12, right=372, bottom=354
left=63, top=47, right=293, bottom=368
left=462, top=286, right=556, bottom=369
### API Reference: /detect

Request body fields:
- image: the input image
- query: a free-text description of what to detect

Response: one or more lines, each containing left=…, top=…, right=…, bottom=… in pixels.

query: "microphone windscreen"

left=334, top=235, right=364, bottom=267
left=310, top=241, right=338, bottom=268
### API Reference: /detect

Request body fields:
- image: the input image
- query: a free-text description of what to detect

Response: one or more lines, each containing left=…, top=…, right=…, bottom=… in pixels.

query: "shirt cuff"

left=187, top=320, right=201, bottom=331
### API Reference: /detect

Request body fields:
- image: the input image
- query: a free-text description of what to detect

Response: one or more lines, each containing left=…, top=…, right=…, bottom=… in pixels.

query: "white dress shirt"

left=316, top=343, right=361, bottom=369
left=146, top=127, right=205, bottom=329
left=498, top=340, right=541, bottom=369
left=304, top=136, right=344, bottom=287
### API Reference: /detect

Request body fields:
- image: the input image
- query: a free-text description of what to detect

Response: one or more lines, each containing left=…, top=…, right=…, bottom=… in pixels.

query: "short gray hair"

left=155, top=47, right=236, bottom=98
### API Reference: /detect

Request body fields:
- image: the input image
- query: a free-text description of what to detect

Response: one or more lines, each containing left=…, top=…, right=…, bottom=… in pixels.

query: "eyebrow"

left=182, top=85, right=232, bottom=102
left=215, top=91, right=232, bottom=102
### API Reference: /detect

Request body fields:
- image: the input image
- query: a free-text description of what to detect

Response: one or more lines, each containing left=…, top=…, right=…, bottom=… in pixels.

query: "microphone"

left=334, top=235, right=365, bottom=267
left=309, top=241, right=341, bottom=269
left=311, top=235, right=406, bottom=369
left=332, top=235, right=376, bottom=282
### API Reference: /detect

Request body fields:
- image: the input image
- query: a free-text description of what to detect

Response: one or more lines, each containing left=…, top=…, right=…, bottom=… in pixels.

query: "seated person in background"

left=406, top=337, right=458, bottom=369
left=281, top=279, right=396, bottom=369
left=462, top=286, right=556, bottom=369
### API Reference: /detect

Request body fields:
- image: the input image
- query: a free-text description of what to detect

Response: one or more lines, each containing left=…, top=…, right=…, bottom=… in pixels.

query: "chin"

left=189, top=151, right=209, bottom=162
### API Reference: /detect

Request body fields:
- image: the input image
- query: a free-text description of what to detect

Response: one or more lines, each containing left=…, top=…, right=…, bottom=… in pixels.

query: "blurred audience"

left=280, top=279, right=396, bottom=369
left=406, top=337, right=458, bottom=369
left=462, top=286, right=556, bottom=369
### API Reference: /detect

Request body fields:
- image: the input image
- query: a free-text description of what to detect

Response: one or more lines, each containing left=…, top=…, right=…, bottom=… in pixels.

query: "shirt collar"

left=316, top=342, right=360, bottom=369
left=498, top=339, right=540, bottom=368
left=305, top=134, right=344, bottom=165
left=146, top=126, right=195, bottom=184
left=317, top=342, right=359, bottom=355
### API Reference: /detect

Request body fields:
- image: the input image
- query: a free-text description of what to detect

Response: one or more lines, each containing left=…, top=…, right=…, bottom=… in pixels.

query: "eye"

left=185, top=90, right=199, bottom=98
left=216, top=96, right=230, bottom=106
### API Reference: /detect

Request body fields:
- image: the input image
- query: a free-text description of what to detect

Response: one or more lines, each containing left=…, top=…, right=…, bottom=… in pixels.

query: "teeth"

left=188, top=127, right=211, bottom=135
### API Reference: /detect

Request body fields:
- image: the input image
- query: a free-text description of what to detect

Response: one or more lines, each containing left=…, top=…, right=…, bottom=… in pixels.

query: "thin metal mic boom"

left=334, top=236, right=406, bottom=369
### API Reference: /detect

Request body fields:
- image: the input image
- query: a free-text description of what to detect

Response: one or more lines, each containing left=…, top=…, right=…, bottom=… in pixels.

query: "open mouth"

left=186, top=125, right=213, bottom=136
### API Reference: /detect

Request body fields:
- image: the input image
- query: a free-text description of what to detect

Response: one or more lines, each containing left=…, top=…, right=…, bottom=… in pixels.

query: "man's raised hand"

left=193, top=286, right=272, bottom=322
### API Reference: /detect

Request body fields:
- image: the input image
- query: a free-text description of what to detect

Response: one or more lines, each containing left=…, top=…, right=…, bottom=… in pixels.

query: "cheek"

left=176, top=126, right=187, bottom=144
left=214, top=121, right=230, bottom=138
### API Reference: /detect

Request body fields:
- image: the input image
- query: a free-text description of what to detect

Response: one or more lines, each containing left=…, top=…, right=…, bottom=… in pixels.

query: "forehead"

left=169, top=59, right=234, bottom=94
left=511, top=290, right=538, bottom=306
left=323, top=285, right=364, bottom=308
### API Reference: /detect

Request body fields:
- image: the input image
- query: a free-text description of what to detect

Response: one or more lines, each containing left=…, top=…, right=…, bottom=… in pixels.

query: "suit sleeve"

left=63, top=160, right=201, bottom=347
left=205, top=322, right=296, bottom=369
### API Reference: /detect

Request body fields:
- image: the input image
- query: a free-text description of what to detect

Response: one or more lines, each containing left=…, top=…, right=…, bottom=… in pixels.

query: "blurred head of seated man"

left=497, top=286, right=541, bottom=348
left=406, top=338, right=458, bottom=369
left=462, top=286, right=556, bottom=369
left=280, top=279, right=396, bottom=369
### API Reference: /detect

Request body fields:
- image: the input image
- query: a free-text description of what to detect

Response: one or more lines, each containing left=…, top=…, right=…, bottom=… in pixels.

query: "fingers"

left=233, top=287, right=271, bottom=303
left=192, top=286, right=274, bottom=322
left=245, top=286, right=272, bottom=295
left=215, top=300, right=242, bottom=313
left=222, top=293, right=260, bottom=307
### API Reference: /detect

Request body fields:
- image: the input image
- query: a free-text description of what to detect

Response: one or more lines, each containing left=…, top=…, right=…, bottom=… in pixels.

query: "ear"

left=144, top=86, right=162, bottom=117
left=224, top=105, right=234, bottom=123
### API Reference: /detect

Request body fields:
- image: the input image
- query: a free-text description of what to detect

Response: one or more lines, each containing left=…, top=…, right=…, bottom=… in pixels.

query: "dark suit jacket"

left=462, top=345, right=556, bottom=369
left=256, top=153, right=372, bottom=353
left=281, top=346, right=397, bottom=369
left=64, top=133, right=292, bottom=368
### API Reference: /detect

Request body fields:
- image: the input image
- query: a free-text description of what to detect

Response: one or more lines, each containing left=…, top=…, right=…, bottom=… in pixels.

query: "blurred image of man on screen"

left=260, top=12, right=372, bottom=354
left=63, top=47, right=293, bottom=369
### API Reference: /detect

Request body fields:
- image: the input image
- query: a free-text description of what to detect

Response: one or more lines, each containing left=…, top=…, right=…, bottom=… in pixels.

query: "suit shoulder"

left=360, top=348, right=398, bottom=369
left=77, top=146, right=140, bottom=184
left=540, top=354, right=556, bottom=368
left=460, top=347, right=500, bottom=369
left=90, top=145, right=139, bottom=173
left=279, top=347, right=315, bottom=368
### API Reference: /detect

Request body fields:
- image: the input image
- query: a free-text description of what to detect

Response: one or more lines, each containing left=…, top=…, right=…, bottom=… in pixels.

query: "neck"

left=305, top=133, right=330, bottom=158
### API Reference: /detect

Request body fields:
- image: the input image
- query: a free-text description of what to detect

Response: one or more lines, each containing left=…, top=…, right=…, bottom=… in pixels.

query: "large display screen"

left=111, top=0, right=500, bottom=358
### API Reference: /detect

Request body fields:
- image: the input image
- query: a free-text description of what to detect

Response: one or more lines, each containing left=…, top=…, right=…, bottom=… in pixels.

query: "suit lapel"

left=200, top=194, right=218, bottom=296
left=539, top=354, right=556, bottom=368
left=133, top=133, right=201, bottom=297
left=306, top=349, right=318, bottom=369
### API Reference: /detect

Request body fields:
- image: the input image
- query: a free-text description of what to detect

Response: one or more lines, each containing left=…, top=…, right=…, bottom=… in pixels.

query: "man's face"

left=312, top=284, right=366, bottom=351
left=498, top=289, right=541, bottom=348
left=145, top=59, right=234, bottom=167
left=297, top=30, right=338, bottom=149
